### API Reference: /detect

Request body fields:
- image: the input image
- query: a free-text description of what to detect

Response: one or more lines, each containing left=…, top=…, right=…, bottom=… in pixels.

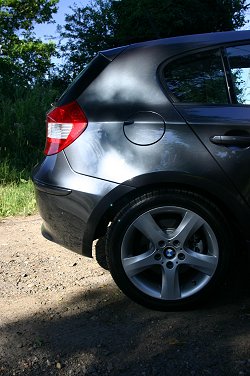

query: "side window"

left=163, top=49, right=228, bottom=104
left=226, top=45, right=250, bottom=104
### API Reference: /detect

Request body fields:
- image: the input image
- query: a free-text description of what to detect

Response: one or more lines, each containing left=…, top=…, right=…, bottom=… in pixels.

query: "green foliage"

left=0, top=160, right=26, bottom=184
left=0, top=0, right=58, bottom=30
left=0, top=0, right=59, bottom=85
left=113, top=0, right=248, bottom=44
left=0, top=1, right=62, bottom=217
left=0, top=84, right=61, bottom=174
left=0, top=82, right=61, bottom=218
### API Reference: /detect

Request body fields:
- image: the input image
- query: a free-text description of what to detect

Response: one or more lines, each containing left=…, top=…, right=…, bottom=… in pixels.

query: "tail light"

left=44, top=101, right=88, bottom=156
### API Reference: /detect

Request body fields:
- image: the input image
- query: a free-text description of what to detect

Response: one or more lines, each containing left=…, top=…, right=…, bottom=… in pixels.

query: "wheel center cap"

left=164, top=247, right=176, bottom=259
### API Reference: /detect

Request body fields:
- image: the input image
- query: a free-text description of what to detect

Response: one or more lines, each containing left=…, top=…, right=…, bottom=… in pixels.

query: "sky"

left=34, top=0, right=89, bottom=41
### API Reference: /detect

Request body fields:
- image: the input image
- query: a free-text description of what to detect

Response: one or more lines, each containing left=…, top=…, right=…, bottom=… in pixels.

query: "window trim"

left=220, top=47, right=235, bottom=104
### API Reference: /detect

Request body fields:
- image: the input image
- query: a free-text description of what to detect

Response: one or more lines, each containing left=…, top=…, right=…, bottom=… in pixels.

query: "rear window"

left=163, top=49, right=229, bottom=104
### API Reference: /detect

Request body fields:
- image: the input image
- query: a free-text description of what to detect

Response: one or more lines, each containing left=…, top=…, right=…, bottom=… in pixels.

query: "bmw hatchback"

left=33, top=30, right=250, bottom=310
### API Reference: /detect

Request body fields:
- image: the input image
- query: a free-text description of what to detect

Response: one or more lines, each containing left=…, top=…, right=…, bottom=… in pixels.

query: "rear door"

left=162, top=45, right=250, bottom=205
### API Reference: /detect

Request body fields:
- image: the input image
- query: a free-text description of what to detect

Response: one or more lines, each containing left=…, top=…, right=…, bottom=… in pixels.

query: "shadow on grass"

left=0, top=258, right=250, bottom=376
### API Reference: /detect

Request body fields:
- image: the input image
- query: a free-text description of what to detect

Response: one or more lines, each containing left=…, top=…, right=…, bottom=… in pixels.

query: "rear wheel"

left=106, top=190, right=231, bottom=310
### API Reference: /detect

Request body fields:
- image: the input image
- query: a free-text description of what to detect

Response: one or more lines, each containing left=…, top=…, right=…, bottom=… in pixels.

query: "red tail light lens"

left=44, top=101, right=88, bottom=156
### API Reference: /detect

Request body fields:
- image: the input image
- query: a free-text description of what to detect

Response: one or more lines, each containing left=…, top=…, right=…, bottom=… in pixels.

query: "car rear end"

left=32, top=46, right=133, bottom=256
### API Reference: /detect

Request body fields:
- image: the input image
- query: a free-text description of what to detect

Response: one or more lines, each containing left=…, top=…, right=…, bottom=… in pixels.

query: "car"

left=33, top=30, right=250, bottom=310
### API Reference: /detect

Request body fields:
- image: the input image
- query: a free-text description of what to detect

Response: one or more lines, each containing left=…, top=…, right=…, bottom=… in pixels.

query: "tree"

left=58, top=0, right=115, bottom=81
left=59, top=0, right=249, bottom=78
left=113, top=0, right=249, bottom=44
left=0, top=0, right=59, bottom=88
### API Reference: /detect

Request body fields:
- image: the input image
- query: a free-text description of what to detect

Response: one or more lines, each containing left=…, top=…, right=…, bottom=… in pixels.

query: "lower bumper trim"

left=33, top=179, right=71, bottom=196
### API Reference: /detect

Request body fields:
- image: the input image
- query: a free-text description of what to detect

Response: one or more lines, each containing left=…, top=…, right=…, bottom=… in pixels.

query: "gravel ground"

left=0, top=215, right=250, bottom=376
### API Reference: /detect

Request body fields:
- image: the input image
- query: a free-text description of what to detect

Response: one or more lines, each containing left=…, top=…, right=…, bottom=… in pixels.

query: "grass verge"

left=0, top=180, right=37, bottom=218
left=0, top=179, right=37, bottom=218
left=0, top=160, right=37, bottom=218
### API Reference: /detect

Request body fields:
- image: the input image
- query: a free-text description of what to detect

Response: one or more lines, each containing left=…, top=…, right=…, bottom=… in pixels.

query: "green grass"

left=0, top=159, right=28, bottom=184
left=0, top=161, right=37, bottom=218
left=0, top=179, right=37, bottom=218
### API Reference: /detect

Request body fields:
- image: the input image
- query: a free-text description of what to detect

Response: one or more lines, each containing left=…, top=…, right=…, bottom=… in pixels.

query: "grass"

left=0, top=161, right=37, bottom=218
left=0, top=179, right=37, bottom=218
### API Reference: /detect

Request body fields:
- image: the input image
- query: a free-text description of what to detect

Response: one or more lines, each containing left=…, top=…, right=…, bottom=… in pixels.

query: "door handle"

left=210, top=135, right=250, bottom=147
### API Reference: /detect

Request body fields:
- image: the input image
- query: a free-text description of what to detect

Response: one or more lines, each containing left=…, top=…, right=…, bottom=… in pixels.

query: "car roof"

left=102, top=30, right=250, bottom=60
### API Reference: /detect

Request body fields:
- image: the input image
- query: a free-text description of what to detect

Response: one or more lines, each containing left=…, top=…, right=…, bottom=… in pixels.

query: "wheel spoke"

left=170, top=210, right=205, bottom=244
left=122, top=250, right=157, bottom=277
left=133, top=212, right=166, bottom=245
left=161, top=266, right=181, bottom=300
left=184, top=249, right=217, bottom=276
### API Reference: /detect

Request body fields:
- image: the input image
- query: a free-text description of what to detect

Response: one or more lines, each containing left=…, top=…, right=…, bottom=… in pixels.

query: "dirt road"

left=0, top=215, right=250, bottom=375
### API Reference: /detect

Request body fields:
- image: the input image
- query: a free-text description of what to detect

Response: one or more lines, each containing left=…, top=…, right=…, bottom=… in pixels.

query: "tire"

left=106, top=189, right=231, bottom=310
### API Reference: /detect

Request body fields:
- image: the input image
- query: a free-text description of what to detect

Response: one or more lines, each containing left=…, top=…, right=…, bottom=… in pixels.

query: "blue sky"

left=242, top=9, right=250, bottom=29
left=34, top=0, right=89, bottom=41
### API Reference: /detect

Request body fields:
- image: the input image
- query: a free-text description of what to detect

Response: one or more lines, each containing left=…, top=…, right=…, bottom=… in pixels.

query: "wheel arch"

left=86, top=172, right=249, bottom=257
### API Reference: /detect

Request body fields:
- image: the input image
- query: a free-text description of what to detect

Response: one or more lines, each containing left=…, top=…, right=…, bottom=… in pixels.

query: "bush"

left=0, top=83, right=62, bottom=217
left=0, top=84, right=60, bottom=175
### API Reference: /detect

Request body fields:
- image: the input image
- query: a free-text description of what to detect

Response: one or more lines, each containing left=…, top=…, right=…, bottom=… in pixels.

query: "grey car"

left=33, top=30, right=250, bottom=310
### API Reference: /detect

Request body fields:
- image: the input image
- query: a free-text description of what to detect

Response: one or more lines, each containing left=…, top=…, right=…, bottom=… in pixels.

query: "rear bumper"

left=32, top=153, right=134, bottom=256
left=34, top=184, right=91, bottom=255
